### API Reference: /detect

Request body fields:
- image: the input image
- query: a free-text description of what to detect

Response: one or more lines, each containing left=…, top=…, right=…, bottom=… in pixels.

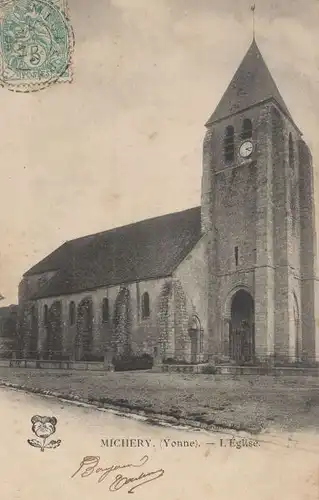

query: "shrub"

left=112, top=353, right=153, bottom=371
left=201, top=364, right=217, bottom=374
left=0, top=350, right=15, bottom=359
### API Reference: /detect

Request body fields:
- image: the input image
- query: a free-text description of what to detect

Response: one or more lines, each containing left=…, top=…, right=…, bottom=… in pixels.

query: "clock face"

left=239, top=140, right=254, bottom=158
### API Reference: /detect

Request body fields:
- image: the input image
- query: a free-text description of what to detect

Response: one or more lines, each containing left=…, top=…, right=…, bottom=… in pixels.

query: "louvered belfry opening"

left=241, top=118, right=253, bottom=139
left=224, top=125, right=235, bottom=162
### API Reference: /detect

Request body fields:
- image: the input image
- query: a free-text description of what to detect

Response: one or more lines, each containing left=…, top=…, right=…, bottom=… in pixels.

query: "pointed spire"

left=206, top=39, right=293, bottom=126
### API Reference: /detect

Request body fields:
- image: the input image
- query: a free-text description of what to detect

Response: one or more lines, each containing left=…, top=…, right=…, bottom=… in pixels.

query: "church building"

left=19, top=39, right=319, bottom=365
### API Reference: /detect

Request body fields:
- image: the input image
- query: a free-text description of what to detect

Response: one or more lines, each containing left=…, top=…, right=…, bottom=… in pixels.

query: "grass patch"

left=1, top=368, right=319, bottom=433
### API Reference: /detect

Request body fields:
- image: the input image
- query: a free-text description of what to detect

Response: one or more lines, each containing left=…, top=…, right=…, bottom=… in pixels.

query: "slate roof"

left=206, top=39, right=294, bottom=126
left=27, top=207, right=202, bottom=299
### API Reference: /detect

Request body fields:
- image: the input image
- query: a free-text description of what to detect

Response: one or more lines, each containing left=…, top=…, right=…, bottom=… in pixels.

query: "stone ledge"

left=158, top=364, right=209, bottom=374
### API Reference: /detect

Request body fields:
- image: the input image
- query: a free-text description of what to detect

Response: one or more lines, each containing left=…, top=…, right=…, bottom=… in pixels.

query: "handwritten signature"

left=71, top=455, right=164, bottom=493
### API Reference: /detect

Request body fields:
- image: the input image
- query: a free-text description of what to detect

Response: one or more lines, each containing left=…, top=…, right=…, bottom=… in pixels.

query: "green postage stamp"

left=0, top=0, right=74, bottom=92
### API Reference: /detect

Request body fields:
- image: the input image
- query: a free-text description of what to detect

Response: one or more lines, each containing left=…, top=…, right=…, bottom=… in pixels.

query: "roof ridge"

left=66, top=206, right=201, bottom=245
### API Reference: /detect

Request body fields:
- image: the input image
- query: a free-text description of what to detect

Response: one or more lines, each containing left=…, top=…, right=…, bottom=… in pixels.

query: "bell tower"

left=201, top=39, right=319, bottom=364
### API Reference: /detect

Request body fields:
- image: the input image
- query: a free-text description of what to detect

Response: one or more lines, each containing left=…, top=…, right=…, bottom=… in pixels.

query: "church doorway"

left=75, top=297, right=93, bottom=361
left=189, top=316, right=200, bottom=363
left=47, top=301, right=62, bottom=360
left=229, top=290, right=255, bottom=364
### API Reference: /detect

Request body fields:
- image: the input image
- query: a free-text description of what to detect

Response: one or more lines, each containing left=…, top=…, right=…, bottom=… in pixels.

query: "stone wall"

left=20, top=252, right=208, bottom=363
left=201, top=99, right=311, bottom=363
left=25, top=276, right=183, bottom=360
left=174, top=235, right=208, bottom=360
left=299, top=139, right=319, bottom=361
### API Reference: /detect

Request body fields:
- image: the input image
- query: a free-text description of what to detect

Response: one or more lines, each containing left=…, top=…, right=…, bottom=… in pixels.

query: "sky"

left=0, top=0, right=319, bottom=304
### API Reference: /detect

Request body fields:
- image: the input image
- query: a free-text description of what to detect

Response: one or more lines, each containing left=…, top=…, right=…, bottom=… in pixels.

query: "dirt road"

left=0, top=386, right=319, bottom=500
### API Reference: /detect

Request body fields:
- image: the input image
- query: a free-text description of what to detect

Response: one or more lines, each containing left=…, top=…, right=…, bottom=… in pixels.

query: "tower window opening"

left=241, top=118, right=252, bottom=140
left=69, top=301, right=76, bottom=326
left=102, top=297, right=109, bottom=322
left=224, top=125, right=235, bottom=162
left=235, top=246, right=239, bottom=267
left=43, top=304, right=48, bottom=326
left=142, top=292, right=150, bottom=319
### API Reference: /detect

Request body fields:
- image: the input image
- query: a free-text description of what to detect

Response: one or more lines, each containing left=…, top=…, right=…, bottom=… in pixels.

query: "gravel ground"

left=1, top=367, right=319, bottom=433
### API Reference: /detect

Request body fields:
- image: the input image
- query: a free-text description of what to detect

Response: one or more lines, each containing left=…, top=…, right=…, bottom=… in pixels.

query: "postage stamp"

left=0, top=0, right=74, bottom=92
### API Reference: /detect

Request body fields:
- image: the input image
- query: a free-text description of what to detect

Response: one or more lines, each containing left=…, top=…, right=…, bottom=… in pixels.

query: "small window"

left=43, top=304, right=48, bottom=326
left=69, top=301, right=76, bottom=326
left=235, top=246, right=239, bottom=267
left=289, top=133, right=294, bottom=168
left=102, top=297, right=109, bottom=322
left=199, top=329, right=204, bottom=353
left=142, top=292, right=150, bottom=319
left=241, top=118, right=252, bottom=140
left=224, top=125, right=235, bottom=162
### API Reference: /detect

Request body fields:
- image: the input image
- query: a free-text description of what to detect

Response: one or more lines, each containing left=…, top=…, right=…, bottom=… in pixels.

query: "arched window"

left=43, top=304, right=48, bottom=326
left=289, top=133, right=294, bottom=168
left=69, top=301, right=76, bottom=326
left=102, top=297, right=109, bottom=322
left=241, top=118, right=252, bottom=139
left=30, top=304, right=38, bottom=356
left=142, top=292, right=150, bottom=319
left=224, top=125, right=234, bottom=162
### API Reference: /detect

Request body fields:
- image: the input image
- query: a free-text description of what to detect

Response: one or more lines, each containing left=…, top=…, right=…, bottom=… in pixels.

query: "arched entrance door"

left=75, top=298, right=93, bottom=361
left=229, top=290, right=255, bottom=364
left=189, top=316, right=201, bottom=363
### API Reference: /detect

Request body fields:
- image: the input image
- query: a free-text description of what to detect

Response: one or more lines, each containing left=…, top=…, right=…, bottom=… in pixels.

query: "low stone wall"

left=216, top=365, right=319, bottom=376
left=157, top=363, right=319, bottom=376
left=5, top=359, right=112, bottom=371
left=2, top=357, right=319, bottom=376
left=158, top=363, right=209, bottom=374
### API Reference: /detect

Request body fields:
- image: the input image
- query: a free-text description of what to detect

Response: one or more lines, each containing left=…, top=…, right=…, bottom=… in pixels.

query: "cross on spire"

left=251, top=4, right=256, bottom=39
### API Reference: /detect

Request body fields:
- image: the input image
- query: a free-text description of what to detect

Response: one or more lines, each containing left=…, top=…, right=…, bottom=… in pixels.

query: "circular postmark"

left=0, top=0, right=74, bottom=92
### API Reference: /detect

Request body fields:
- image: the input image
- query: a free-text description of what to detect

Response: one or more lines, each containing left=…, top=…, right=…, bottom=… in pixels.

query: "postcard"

left=0, top=1, right=319, bottom=499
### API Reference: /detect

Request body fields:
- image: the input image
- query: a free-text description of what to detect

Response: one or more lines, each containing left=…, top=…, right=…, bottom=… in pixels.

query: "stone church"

left=19, top=39, right=319, bottom=365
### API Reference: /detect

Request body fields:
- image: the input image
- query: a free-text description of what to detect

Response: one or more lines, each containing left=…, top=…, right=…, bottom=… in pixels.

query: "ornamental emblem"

left=28, top=415, right=62, bottom=452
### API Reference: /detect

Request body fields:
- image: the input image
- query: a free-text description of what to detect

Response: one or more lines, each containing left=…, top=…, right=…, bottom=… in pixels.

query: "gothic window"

left=200, top=329, right=204, bottom=353
left=69, top=301, right=76, bottom=326
left=224, top=125, right=235, bottom=162
left=43, top=304, right=48, bottom=326
left=289, top=133, right=294, bottom=169
left=234, top=246, right=239, bottom=267
left=142, top=292, right=150, bottom=319
left=102, top=297, right=109, bottom=322
left=30, top=304, right=38, bottom=357
left=241, top=118, right=252, bottom=139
